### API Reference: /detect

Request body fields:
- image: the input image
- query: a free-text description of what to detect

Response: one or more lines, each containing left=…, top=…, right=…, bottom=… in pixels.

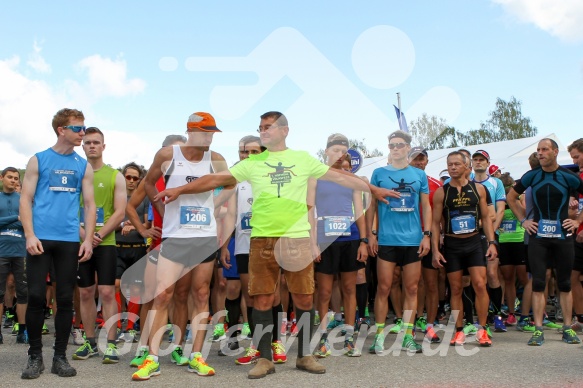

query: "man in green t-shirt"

left=155, top=111, right=370, bottom=379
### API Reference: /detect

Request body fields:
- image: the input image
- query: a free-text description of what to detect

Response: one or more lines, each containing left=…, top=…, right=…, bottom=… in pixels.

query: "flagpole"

left=397, top=92, right=401, bottom=113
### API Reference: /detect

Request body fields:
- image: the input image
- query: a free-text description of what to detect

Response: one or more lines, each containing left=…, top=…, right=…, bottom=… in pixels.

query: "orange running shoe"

left=450, top=330, right=465, bottom=346
left=477, top=328, right=492, bottom=347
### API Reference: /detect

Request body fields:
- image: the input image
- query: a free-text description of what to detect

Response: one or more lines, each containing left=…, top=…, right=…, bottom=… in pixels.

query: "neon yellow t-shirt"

left=229, top=149, right=329, bottom=238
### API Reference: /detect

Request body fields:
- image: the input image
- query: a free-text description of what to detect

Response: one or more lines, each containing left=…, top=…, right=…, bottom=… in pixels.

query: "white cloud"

left=27, top=40, right=51, bottom=73
left=493, top=0, right=583, bottom=42
left=77, top=55, right=146, bottom=97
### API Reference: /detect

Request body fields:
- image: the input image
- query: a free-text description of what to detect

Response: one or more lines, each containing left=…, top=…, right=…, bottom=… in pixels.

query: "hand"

left=486, top=244, right=498, bottom=261
left=312, top=244, right=321, bottom=262
left=78, top=240, right=93, bottom=262
left=371, top=186, right=400, bottom=205
left=139, top=226, right=162, bottom=240
left=122, top=224, right=135, bottom=236
left=522, top=219, right=538, bottom=235
left=569, top=198, right=578, bottom=210
left=92, top=233, right=103, bottom=248
left=563, top=218, right=580, bottom=234
left=357, top=243, right=368, bottom=263
left=367, top=234, right=378, bottom=257
left=125, top=219, right=133, bottom=226
left=418, top=236, right=430, bottom=257
left=153, top=188, right=181, bottom=204
left=26, top=236, right=44, bottom=256
left=220, top=247, right=231, bottom=269
left=432, top=252, right=446, bottom=268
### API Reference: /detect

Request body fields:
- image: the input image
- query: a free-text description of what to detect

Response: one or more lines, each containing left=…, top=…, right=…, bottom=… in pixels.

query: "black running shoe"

left=21, top=354, right=45, bottom=379
left=51, top=355, right=77, bottom=377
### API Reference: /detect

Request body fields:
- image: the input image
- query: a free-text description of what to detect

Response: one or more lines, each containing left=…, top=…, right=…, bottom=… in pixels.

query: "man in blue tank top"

left=20, top=108, right=96, bottom=380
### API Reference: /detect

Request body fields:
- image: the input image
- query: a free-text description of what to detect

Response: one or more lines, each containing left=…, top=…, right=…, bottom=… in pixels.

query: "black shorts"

left=0, top=257, right=27, bottom=302
left=147, top=249, right=159, bottom=265
left=573, top=240, right=583, bottom=273
left=443, top=234, right=486, bottom=274
left=77, top=245, right=117, bottom=287
left=159, top=237, right=217, bottom=267
left=422, top=249, right=436, bottom=270
left=377, top=245, right=421, bottom=267
left=236, top=254, right=249, bottom=275
left=499, top=242, right=527, bottom=266
left=315, top=240, right=365, bottom=275
left=528, top=236, right=574, bottom=293
left=116, top=244, right=148, bottom=279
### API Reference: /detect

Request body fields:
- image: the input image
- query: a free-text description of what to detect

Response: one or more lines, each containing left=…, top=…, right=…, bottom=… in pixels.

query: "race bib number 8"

left=323, top=216, right=352, bottom=237
left=389, top=192, right=414, bottom=212
left=180, top=206, right=211, bottom=228
left=240, top=212, right=252, bottom=232
left=49, top=169, right=78, bottom=192
left=537, top=219, right=562, bottom=239
left=451, top=215, right=476, bottom=234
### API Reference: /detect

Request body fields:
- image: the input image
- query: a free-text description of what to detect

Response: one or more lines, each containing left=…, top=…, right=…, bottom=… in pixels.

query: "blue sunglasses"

left=62, top=125, right=86, bottom=133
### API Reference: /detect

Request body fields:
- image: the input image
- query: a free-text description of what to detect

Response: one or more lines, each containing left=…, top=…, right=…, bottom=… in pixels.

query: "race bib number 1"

left=451, top=215, right=476, bottom=234
left=240, top=212, right=252, bottom=232
left=537, top=219, right=562, bottom=238
left=323, top=216, right=352, bottom=237
left=49, top=169, right=78, bottom=192
left=389, top=192, right=414, bottom=212
left=180, top=206, right=211, bottom=228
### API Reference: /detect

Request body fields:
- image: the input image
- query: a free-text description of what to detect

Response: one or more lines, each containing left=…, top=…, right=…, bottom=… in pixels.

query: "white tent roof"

left=358, top=133, right=574, bottom=181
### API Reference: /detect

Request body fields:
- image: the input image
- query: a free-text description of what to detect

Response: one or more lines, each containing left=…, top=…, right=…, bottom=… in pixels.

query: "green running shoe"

left=241, top=322, right=252, bottom=339
left=389, top=319, right=403, bottom=334
left=542, top=318, right=562, bottom=330
left=130, top=347, right=149, bottom=367
left=209, top=323, right=226, bottom=342
left=562, top=328, right=581, bottom=344
left=415, top=317, right=428, bottom=333
left=344, top=337, right=361, bottom=357
left=313, top=337, right=331, bottom=358
left=369, top=333, right=385, bottom=354
left=462, top=322, right=478, bottom=336
left=131, top=355, right=160, bottom=381
left=171, top=346, right=189, bottom=365
left=187, top=352, right=215, bottom=376
left=11, top=322, right=18, bottom=336
left=527, top=330, right=544, bottom=346
left=314, top=312, right=321, bottom=326
left=42, top=324, right=50, bottom=335
left=327, top=319, right=344, bottom=330
left=102, top=343, right=120, bottom=364
left=402, top=334, right=422, bottom=354
left=72, top=341, right=98, bottom=360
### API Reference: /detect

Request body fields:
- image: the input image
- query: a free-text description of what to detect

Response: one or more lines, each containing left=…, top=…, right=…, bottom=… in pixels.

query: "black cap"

left=408, top=146, right=428, bottom=159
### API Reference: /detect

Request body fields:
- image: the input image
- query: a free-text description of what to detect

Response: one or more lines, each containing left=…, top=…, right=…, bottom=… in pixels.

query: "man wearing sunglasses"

left=73, top=127, right=127, bottom=364
left=366, top=130, right=431, bottom=355
left=20, top=108, right=96, bottom=379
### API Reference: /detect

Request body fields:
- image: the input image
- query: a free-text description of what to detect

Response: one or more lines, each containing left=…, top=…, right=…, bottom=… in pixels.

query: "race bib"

left=180, top=206, right=211, bottom=228
left=500, top=220, right=517, bottom=233
left=79, top=207, right=105, bottom=227
left=323, top=216, right=352, bottom=237
left=537, top=219, right=562, bottom=238
left=49, top=169, right=78, bottom=192
left=0, top=229, right=23, bottom=238
left=389, top=192, right=414, bottom=212
left=579, top=198, right=583, bottom=213
left=240, top=212, right=252, bottom=232
left=451, top=215, right=476, bottom=234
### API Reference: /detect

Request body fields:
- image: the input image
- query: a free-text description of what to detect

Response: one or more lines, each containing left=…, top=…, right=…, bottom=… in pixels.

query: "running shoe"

left=102, top=343, right=120, bottom=364
left=344, top=337, right=361, bottom=357
left=494, top=316, right=507, bottom=332
left=369, top=333, right=385, bottom=354
left=218, top=339, right=240, bottom=356
left=235, top=346, right=260, bottom=365
left=72, top=341, right=98, bottom=360
left=567, top=319, right=583, bottom=334
left=11, top=322, right=18, bottom=335
left=402, top=334, right=422, bottom=353
left=187, top=352, right=215, bottom=376
left=209, top=323, right=226, bottom=342
left=16, top=330, right=29, bottom=344
left=241, top=322, right=252, bottom=340
left=313, top=337, right=331, bottom=358
left=131, top=355, right=160, bottom=381
left=281, top=319, right=288, bottom=336
left=462, top=322, right=478, bottom=336
left=415, top=317, right=428, bottom=333
left=424, top=326, right=441, bottom=343
left=117, top=329, right=138, bottom=343
left=477, top=328, right=492, bottom=346
left=516, top=319, right=535, bottom=332
left=271, top=340, right=287, bottom=363
left=505, top=314, right=517, bottom=326
left=327, top=319, right=343, bottom=330
left=290, top=322, right=298, bottom=336
left=389, top=318, right=403, bottom=334
left=555, top=306, right=563, bottom=322
left=450, top=331, right=465, bottom=346
left=41, top=324, right=49, bottom=335
left=171, top=346, right=189, bottom=365
left=542, top=318, right=562, bottom=330
left=562, top=328, right=581, bottom=344
left=314, top=312, right=321, bottom=326
left=3, top=311, right=14, bottom=328
left=71, top=328, right=85, bottom=346
left=130, top=347, right=149, bottom=367
left=527, top=330, right=544, bottom=346
left=167, top=330, right=174, bottom=343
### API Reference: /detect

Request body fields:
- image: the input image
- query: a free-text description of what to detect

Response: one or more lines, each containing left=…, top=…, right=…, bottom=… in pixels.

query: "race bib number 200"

left=537, top=219, right=562, bottom=239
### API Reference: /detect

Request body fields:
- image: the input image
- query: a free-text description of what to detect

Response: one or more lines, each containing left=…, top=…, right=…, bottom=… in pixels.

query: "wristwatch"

left=423, top=231, right=432, bottom=237
left=371, top=230, right=377, bottom=236
left=488, top=240, right=497, bottom=246
left=360, top=238, right=369, bottom=244
left=94, top=232, right=102, bottom=239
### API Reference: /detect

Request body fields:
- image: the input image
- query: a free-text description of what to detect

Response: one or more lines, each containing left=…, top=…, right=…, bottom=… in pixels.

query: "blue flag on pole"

left=393, top=105, right=409, bottom=133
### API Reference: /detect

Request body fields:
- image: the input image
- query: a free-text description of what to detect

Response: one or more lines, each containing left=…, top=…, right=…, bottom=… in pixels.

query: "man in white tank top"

left=135, top=112, right=232, bottom=381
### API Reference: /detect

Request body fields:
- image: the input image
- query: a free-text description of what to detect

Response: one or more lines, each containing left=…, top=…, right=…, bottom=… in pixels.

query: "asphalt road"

left=0, top=316, right=582, bottom=387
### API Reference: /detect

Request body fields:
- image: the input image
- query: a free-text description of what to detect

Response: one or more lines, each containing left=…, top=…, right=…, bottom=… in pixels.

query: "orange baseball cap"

left=186, top=112, right=221, bottom=132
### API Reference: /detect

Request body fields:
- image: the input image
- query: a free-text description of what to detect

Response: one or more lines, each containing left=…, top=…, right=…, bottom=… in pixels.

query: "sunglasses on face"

left=125, top=175, right=140, bottom=182
left=389, top=142, right=408, bottom=150
left=62, top=125, right=87, bottom=133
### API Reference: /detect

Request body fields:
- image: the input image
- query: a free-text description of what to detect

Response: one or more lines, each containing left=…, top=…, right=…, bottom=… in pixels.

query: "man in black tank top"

left=431, top=151, right=498, bottom=347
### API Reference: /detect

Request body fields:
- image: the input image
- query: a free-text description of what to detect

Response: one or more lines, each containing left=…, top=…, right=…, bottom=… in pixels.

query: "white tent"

left=358, top=133, right=575, bottom=181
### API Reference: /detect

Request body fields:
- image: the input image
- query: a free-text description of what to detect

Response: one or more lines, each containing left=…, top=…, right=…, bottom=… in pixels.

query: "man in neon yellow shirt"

left=155, top=111, right=370, bottom=380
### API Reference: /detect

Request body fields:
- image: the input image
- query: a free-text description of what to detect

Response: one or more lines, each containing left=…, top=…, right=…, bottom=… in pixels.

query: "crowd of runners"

left=1, top=107, right=583, bottom=381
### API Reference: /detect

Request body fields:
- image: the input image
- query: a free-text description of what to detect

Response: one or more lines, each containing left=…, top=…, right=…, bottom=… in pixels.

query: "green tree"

left=317, top=138, right=383, bottom=162
left=481, top=96, right=537, bottom=142
left=409, top=114, right=448, bottom=149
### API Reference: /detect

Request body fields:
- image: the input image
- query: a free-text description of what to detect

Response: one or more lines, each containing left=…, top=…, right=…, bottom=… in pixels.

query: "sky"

left=1, top=0, right=582, bottom=170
